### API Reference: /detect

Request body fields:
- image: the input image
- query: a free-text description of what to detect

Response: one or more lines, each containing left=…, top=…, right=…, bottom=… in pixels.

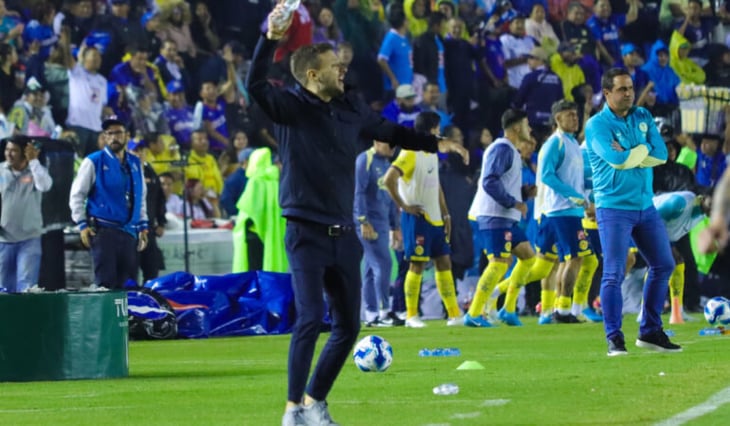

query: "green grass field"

left=1, top=316, right=729, bottom=426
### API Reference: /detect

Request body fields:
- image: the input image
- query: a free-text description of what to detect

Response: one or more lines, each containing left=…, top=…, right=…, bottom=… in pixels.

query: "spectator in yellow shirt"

left=185, top=128, right=224, bottom=199
left=550, top=41, right=586, bottom=101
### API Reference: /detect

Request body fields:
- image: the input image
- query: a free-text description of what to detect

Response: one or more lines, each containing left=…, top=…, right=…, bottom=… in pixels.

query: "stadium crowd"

left=0, top=0, right=729, bottom=321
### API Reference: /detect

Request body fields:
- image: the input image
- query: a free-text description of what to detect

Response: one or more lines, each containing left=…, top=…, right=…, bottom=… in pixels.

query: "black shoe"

left=365, top=317, right=393, bottom=328
left=636, top=330, right=682, bottom=352
left=387, top=311, right=405, bottom=326
left=553, top=312, right=584, bottom=324
left=607, top=334, right=628, bottom=357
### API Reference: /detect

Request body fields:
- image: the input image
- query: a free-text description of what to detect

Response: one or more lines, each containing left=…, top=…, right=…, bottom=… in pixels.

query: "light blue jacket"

left=585, top=104, right=667, bottom=210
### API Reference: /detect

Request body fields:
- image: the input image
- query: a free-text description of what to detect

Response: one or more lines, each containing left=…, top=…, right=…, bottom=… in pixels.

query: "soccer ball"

left=704, top=297, right=730, bottom=326
left=352, top=335, right=393, bottom=372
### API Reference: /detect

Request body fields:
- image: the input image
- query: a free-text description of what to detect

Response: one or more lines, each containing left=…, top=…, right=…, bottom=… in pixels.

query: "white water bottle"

left=272, top=0, right=300, bottom=28
left=433, top=383, right=459, bottom=395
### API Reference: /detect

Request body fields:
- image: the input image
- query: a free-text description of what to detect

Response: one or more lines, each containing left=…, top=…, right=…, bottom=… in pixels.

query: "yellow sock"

left=557, top=296, right=572, bottom=314
left=404, top=270, right=422, bottom=319
left=540, top=290, right=556, bottom=316
left=435, top=270, right=461, bottom=318
left=524, top=256, right=556, bottom=283
left=669, top=263, right=685, bottom=300
left=504, top=257, right=536, bottom=313
left=572, top=254, right=599, bottom=306
left=468, top=261, right=509, bottom=317
left=496, top=277, right=511, bottom=294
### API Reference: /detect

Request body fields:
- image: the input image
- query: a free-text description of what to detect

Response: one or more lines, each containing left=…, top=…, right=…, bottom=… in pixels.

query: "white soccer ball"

left=704, top=297, right=730, bottom=326
left=352, top=335, right=393, bottom=372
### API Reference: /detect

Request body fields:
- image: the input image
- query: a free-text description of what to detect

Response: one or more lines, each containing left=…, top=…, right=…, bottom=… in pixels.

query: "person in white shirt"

left=500, top=14, right=537, bottom=89
left=525, top=3, right=559, bottom=51
left=66, top=45, right=108, bottom=157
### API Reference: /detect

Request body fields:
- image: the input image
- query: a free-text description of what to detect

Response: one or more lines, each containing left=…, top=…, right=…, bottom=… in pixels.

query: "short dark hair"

left=159, top=172, right=175, bottom=181
left=501, top=108, right=528, bottom=130
left=688, top=0, right=703, bottom=6
left=429, top=11, right=447, bottom=29
left=290, top=43, right=335, bottom=85
left=443, top=125, right=460, bottom=139
left=144, top=132, right=160, bottom=145
left=567, top=1, right=584, bottom=12
left=388, top=7, right=407, bottom=29
left=601, top=67, right=631, bottom=91
left=415, top=111, right=441, bottom=134
left=126, top=42, right=149, bottom=55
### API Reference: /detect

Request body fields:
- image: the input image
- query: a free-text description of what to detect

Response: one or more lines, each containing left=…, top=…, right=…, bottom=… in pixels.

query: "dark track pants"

left=285, top=219, right=362, bottom=403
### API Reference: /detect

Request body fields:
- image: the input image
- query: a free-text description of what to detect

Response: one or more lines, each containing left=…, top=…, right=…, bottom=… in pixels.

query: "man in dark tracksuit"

left=128, top=139, right=166, bottom=284
left=69, top=116, right=148, bottom=289
left=249, top=6, right=468, bottom=426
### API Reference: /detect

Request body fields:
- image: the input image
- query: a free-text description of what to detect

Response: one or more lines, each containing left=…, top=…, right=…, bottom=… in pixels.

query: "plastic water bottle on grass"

left=433, top=383, right=459, bottom=395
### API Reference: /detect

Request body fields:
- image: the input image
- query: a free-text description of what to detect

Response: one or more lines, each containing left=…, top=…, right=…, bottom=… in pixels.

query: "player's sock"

left=468, top=261, right=509, bottom=317
left=669, top=263, right=686, bottom=324
left=541, top=289, right=556, bottom=316
left=496, top=278, right=511, bottom=295
left=557, top=296, right=572, bottom=315
left=404, top=270, right=422, bottom=319
left=435, top=270, right=461, bottom=318
left=524, top=256, right=555, bottom=283
left=572, top=254, right=599, bottom=316
left=504, top=257, right=536, bottom=313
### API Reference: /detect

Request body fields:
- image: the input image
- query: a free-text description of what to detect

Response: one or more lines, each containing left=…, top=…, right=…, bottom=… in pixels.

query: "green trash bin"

left=0, top=291, right=129, bottom=382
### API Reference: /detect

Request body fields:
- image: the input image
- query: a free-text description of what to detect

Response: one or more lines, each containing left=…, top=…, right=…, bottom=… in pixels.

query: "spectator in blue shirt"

left=695, top=133, right=729, bottom=188
left=0, top=0, right=24, bottom=48
left=621, top=43, right=652, bottom=107
left=674, top=0, right=715, bottom=60
left=377, top=8, right=413, bottom=96
left=512, top=46, right=563, bottom=143
left=382, top=84, right=422, bottom=128
left=220, top=147, right=254, bottom=216
left=22, top=2, right=57, bottom=61
left=164, top=80, right=195, bottom=149
left=586, top=0, right=639, bottom=67
left=419, top=81, right=452, bottom=131
left=193, top=80, right=229, bottom=152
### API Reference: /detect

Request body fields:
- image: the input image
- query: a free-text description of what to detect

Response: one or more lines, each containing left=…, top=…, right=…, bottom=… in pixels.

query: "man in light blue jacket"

left=585, top=68, right=678, bottom=356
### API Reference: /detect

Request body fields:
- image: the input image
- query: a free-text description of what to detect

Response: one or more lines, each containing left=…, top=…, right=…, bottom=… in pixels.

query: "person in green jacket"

left=232, top=147, right=288, bottom=273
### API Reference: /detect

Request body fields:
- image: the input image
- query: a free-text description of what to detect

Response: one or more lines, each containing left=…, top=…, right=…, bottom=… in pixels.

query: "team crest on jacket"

left=639, top=122, right=648, bottom=133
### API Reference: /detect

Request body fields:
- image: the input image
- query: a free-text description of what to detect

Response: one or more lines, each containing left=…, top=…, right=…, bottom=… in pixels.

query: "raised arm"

left=245, top=5, right=298, bottom=124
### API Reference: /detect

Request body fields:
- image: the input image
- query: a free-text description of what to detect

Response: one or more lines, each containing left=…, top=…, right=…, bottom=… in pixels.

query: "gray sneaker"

left=282, top=406, right=305, bottom=426
left=301, top=401, right=339, bottom=426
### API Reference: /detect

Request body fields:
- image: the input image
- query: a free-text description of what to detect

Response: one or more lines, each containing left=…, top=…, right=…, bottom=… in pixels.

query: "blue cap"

left=238, top=148, right=255, bottom=163
left=127, top=139, right=144, bottom=151
left=141, top=11, right=158, bottom=27
left=111, top=0, right=130, bottom=4
left=621, top=43, right=637, bottom=57
left=166, top=80, right=184, bottom=94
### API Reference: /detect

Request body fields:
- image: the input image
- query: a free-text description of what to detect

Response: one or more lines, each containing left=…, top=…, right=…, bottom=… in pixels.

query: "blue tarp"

left=145, top=271, right=295, bottom=338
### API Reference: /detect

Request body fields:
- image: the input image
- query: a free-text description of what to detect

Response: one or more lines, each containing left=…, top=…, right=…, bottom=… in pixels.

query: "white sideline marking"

left=481, top=399, right=510, bottom=407
left=0, top=405, right=137, bottom=414
left=655, top=386, right=730, bottom=426
left=451, top=412, right=481, bottom=419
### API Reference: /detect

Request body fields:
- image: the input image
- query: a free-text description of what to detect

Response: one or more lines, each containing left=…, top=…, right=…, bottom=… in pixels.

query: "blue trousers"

left=0, top=237, right=41, bottom=292
left=285, top=220, right=362, bottom=403
left=358, top=224, right=392, bottom=315
left=90, top=227, right=138, bottom=289
left=596, top=207, right=675, bottom=340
